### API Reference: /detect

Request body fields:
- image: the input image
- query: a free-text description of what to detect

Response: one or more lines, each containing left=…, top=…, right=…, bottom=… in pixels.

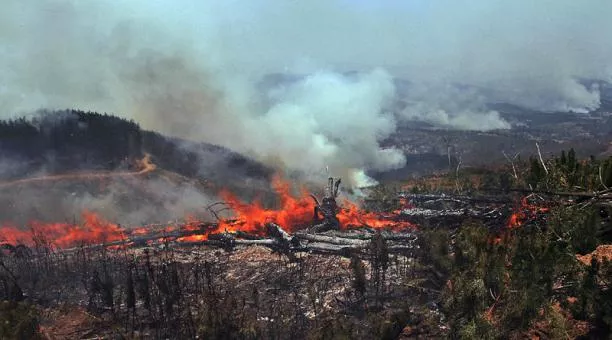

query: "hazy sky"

left=2, top=0, right=611, bottom=115
left=1, top=0, right=611, bottom=184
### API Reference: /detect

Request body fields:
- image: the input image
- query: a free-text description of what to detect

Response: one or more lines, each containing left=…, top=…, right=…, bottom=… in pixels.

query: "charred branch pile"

left=393, top=193, right=512, bottom=229
left=137, top=223, right=418, bottom=259
left=7, top=221, right=417, bottom=261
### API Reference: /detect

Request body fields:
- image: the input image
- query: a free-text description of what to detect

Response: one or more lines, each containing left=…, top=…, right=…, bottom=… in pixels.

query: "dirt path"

left=0, top=153, right=156, bottom=188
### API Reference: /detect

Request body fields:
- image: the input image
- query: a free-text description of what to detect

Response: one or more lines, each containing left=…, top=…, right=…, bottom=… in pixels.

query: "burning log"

left=167, top=222, right=418, bottom=258
left=4, top=176, right=522, bottom=257
left=9, top=219, right=420, bottom=261
left=180, top=237, right=278, bottom=249
left=304, top=242, right=357, bottom=255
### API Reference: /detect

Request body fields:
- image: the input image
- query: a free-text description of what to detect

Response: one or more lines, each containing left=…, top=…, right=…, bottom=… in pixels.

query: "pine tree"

left=568, top=148, right=577, bottom=173
left=560, top=150, right=568, bottom=167
left=603, top=158, right=612, bottom=188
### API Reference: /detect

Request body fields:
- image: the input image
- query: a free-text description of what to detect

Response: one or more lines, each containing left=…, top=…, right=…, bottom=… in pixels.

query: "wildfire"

left=0, top=175, right=416, bottom=249
left=338, top=199, right=415, bottom=231
left=507, top=195, right=550, bottom=228
left=0, top=211, right=126, bottom=248
left=188, top=175, right=416, bottom=239
left=216, top=175, right=315, bottom=234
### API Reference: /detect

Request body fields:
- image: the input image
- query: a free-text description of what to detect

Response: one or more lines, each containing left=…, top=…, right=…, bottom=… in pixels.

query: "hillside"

left=0, top=110, right=273, bottom=225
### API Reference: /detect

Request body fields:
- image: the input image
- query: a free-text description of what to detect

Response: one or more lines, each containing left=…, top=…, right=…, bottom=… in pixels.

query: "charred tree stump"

left=310, top=177, right=342, bottom=232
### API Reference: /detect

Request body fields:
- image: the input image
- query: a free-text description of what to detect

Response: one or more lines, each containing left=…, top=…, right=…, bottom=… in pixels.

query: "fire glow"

left=0, top=176, right=416, bottom=249
left=507, top=195, right=550, bottom=228
left=0, top=211, right=126, bottom=248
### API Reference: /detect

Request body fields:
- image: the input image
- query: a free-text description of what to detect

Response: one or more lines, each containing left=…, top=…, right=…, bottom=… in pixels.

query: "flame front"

left=1, top=175, right=416, bottom=249
left=215, top=175, right=315, bottom=234
left=0, top=211, right=125, bottom=248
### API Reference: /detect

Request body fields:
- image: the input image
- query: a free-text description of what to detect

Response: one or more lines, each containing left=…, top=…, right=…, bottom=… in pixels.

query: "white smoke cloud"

left=397, top=82, right=511, bottom=130
left=255, top=70, right=404, bottom=175
left=1, top=0, right=612, bottom=184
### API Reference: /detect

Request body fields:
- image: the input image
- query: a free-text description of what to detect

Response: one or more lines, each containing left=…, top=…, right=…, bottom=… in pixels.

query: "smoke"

left=2, top=0, right=612, bottom=184
left=0, top=175, right=216, bottom=226
left=254, top=70, right=404, bottom=178
left=398, top=82, right=511, bottom=130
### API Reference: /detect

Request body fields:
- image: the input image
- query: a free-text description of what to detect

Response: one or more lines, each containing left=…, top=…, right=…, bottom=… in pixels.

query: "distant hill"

left=0, top=109, right=271, bottom=181
left=0, top=110, right=273, bottom=225
left=0, top=110, right=142, bottom=178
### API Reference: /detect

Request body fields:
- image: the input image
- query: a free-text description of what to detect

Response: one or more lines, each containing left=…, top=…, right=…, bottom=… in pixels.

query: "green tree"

left=442, top=221, right=502, bottom=339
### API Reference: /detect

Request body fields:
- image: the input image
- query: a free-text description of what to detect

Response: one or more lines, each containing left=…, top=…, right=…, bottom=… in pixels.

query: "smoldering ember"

left=2, top=1, right=612, bottom=339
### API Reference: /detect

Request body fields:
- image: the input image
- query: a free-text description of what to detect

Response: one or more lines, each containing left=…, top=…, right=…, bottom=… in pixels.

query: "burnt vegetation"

left=0, top=112, right=612, bottom=338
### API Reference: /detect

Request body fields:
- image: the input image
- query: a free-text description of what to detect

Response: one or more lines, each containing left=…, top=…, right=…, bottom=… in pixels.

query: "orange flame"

left=0, top=175, right=416, bottom=248
left=0, top=211, right=125, bottom=248
left=507, top=196, right=549, bottom=228
left=213, top=175, right=315, bottom=234
left=338, top=199, right=415, bottom=231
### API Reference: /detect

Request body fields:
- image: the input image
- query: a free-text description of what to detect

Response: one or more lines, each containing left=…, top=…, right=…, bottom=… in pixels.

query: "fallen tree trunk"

left=294, top=231, right=417, bottom=244
left=498, top=188, right=612, bottom=199
left=293, top=232, right=369, bottom=246
left=30, top=218, right=421, bottom=259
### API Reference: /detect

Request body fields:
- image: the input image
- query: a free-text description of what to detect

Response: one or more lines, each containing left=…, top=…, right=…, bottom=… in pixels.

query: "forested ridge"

left=0, top=110, right=270, bottom=181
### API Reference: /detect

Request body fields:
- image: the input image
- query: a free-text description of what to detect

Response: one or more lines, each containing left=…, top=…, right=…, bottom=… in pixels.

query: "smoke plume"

left=2, top=0, right=612, bottom=184
left=0, top=176, right=215, bottom=226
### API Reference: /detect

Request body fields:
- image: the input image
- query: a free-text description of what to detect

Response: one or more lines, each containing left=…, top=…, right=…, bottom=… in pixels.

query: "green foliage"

left=480, top=172, right=499, bottom=191
left=523, top=149, right=612, bottom=192
left=0, top=301, right=41, bottom=340
left=366, top=184, right=401, bottom=211
left=527, top=156, right=547, bottom=189
left=441, top=221, right=507, bottom=339
left=501, top=228, right=555, bottom=330
left=542, top=304, right=574, bottom=339
left=404, top=150, right=612, bottom=337
left=422, top=199, right=608, bottom=338
left=457, top=316, right=496, bottom=340
left=603, top=157, right=612, bottom=188
left=549, top=206, right=601, bottom=255
left=597, top=260, right=612, bottom=334
left=498, top=172, right=513, bottom=192
left=572, top=259, right=612, bottom=336
left=378, top=310, right=411, bottom=340
left=417, top=229, right=452, bottom=290
left=0, top=110, right=142, bottom=176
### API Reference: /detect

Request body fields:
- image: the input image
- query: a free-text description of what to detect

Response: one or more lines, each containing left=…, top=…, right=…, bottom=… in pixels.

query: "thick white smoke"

left=2, top=0, right=612, bottom=184
left=112, top=49, right=405, bottom=185
left=254, top=70, right=404, bottom=177
left=397, top=82, right=511, bottom=130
